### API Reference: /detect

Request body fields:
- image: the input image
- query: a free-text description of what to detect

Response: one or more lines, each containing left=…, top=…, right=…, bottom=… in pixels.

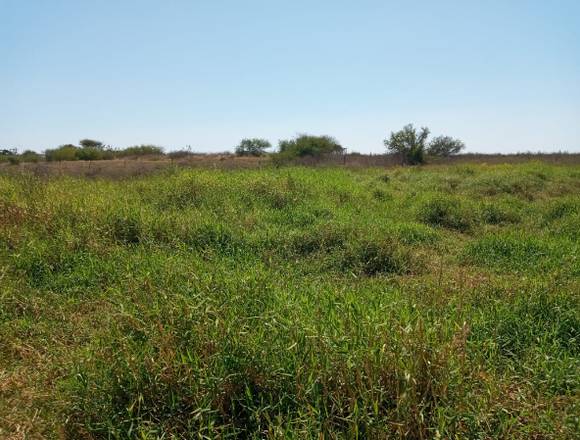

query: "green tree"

left=19, top=150, right=41, bottom=163
left=384, top=124, right=429, bottom=165
left=116, top=145, right=164, bottom=157
left=428, top=135, right=465, bottom=157
left=79, top=139, right=104, bottom=149
left=235, top=138, right=272, bottom=156
left=277, top=134, right=344, bottom=158
left=45, top=144, right=79, bottom=161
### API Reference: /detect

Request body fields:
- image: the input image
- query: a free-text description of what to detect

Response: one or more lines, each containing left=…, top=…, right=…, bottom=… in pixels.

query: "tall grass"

left=0, top=163, right=578, bottom=438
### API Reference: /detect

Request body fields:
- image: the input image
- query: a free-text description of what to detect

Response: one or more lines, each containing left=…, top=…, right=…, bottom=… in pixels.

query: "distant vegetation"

left=384, top=124, right=465, bottom=165
left=235, top=138, right=272, bottom=156
left=41, top=142, right=164, bottom=162
left=1, top=163, right=578, bottom=438
left=273, top=134, right=345, bottom=164
left=2, top=125, right=468, bottom=167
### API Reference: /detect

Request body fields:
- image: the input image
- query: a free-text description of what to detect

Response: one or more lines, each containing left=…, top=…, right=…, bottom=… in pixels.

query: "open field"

left=0, top=162, right=579, bottom=438
left=1, top=153, right=580, bottom=179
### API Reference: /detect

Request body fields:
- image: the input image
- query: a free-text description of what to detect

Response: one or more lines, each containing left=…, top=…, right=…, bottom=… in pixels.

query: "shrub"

left=19, top=150, right=41, bottom=163
left=275, top=134, right=344, bottom=160
left=167, top=150, right=195, bottom=159
left=384, top=124, right=429, bottom=165
left=76, top=147, right=106, bottom=161
left=235, top=138, right=272, bottom=156
left=45, top=144, right=115, bottom=161
left=8, top=155, right=20, bottom=165
left=0, top=148, right=17, bottom=156
left=45, top=144, right=79, bottom=161
left=428, top=136, right=465, bottom=157
left=116, top=145, right=164, bottom=157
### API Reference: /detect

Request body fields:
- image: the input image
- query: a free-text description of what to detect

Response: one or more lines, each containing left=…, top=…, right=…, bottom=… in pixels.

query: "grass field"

left=1, top=162, right=579, bottom=439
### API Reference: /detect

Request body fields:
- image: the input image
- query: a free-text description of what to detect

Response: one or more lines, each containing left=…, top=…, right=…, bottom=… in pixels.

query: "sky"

left=1, top=0, right=579, bottom=154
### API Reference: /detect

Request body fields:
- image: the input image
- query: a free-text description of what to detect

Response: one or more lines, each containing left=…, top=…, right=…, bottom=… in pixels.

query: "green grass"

left=0, top=162, right=579, bottom=439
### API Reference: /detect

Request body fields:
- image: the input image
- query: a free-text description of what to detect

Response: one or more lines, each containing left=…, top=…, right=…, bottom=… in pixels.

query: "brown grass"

left=1, top=152, right=579, bottom=179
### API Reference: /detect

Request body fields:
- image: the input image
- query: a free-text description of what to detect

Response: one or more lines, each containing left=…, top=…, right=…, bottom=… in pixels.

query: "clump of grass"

left=109, top=212, right=142, bottom=244
left=416, top=195, right=474, bottom=232
left=289, top=222, right=350, bottom=256
left=248, top=178, right=300, bottom=209
left=542, top=198, right=579, bottom=223
left=392, top=222, right=440, bottom=245
left=471, top=172, right=546, bottom=199
left=377, top=173, right=390, bottom=183
left=470, top=287, right=579, bottom=393
left=372, top=187, right=392, bottom=201
left=185, top=223, right=245, bottom=256
left=463, top=233, right=567, bottom=274
left=157, top=175, right=209, bottom=209
left=548, top=212, right=580, bottom=240
left=479, top=200, right=521, bottom=224
left=340, top=238, right=417, bottom=275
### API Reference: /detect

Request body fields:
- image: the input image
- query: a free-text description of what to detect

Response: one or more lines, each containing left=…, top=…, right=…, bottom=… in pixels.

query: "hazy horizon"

left=2, top=0, right=579, bottom=154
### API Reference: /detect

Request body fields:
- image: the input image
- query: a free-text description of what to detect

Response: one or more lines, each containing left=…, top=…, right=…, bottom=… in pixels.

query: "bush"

left=116, top=145, right=164, bottom=157
left=235, top=138, right=271, bottom=156
left=384, top=124, right=429, bottom=165
left=276, top=134, right=344, bottom=160
left=19, top=150, right=41, bottom=163
left=45, top=144, right=79, bottom=161
left=428, top=136, right=465, bottom=157
left=45, top=144, right=116, bottom=161
left=167, top=150, right=195, bottom=159
left=76, top=147, right=109, bottom=161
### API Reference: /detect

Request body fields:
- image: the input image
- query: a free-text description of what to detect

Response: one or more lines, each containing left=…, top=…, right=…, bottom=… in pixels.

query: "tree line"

left=1, top=124, right=464, bottom=165
left=235, top=125, right=464, bottom=165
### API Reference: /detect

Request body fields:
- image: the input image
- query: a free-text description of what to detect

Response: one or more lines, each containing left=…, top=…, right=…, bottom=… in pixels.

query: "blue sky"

left=1, top=0, right=579, bottom=153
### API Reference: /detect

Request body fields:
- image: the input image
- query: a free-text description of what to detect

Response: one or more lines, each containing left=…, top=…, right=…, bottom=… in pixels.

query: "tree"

left=235, top=138, right=272, bottom=156
left=19, top=150, right=41, bottom=163
left=45, top=144, right=78, bottom=161
left=384, top=124, right=429, bottom=165
left=79, top=139, right=104, bottom=149
left=277, top=134, right=344, bottom=158
left=116, top=145, right=164, bottom=157
left=428, top=135, right=465, bottom=157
